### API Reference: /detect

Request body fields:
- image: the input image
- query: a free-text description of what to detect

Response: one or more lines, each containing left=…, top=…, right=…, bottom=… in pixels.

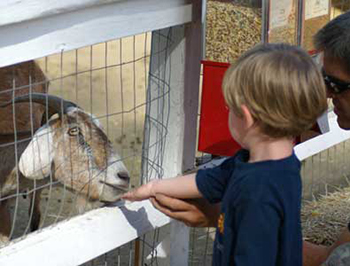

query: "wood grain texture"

left=0, top=0, right=192, bottom=68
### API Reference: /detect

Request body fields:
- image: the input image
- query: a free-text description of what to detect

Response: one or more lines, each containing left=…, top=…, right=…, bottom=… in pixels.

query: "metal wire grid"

left=78, top=28, right=173, bottom=266
left=1, top=2, right=349, bottom=266
left=302, top=139, right=350, bottom=201
left=0, top=31, right=156, bottom=254
left=139, top=28, right=173, bottom=266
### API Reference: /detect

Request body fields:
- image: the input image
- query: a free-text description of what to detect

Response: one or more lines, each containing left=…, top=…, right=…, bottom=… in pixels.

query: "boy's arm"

left=122, top=173, right=202, bottom=201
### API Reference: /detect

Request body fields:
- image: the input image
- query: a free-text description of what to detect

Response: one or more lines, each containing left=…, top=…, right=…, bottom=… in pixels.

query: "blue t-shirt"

left=196, top=149, right=302, bottom=266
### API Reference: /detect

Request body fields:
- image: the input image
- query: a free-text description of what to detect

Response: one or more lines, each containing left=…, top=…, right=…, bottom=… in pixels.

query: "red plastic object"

left=198, top=60, right=241, bottom=156
left=198, top=60, right=321, bottom=156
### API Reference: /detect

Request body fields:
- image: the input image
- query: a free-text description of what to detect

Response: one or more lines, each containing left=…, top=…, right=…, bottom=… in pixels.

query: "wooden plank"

left=140, top=1, right=202, bottom=264
left=141, top=25, right=193, bottom=266
left=196, top=111, right=350, bottom=164
left=294, top=111, right=350, bottom=161
left=0, top=112, right=346, bottom=266
left=0, top=0, right=192, bottom=68
left=0, top=0, right=123, bottom=26
left=0, top=201, right=170, bottom=266
left=168, top=2, right=203, bottom=264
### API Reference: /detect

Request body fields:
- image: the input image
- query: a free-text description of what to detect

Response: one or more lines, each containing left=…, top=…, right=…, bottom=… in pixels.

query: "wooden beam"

left=0, top=201, right=170, bottom=266
left=0, top=0, right=192, bottom=67
left=295, top=111, right=350, bottom=161
left=140, top=1, right=203, bottom=265
left=0, top=0, right=123, bottom=27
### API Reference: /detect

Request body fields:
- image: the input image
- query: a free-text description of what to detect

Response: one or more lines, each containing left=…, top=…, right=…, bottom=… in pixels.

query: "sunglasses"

left=322, top=68, right=350, bottom=94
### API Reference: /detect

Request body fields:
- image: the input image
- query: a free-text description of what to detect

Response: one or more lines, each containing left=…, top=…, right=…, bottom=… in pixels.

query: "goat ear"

left=19, top=125, right=54, bottom=180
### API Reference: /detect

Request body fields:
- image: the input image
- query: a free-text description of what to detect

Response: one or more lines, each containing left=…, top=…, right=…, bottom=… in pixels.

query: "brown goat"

left=0, top=61, right=47, bottom=135
left=0, top=65, right=130, bottom=245
left=0, top=61, right=47, bottom=243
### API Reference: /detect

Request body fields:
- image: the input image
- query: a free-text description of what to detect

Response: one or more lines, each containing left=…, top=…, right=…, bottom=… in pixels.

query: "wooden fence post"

left=141, top=1, right=203, bottom=265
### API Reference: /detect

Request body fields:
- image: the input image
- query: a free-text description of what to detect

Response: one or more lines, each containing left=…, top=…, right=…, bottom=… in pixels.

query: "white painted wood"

left=294, top=111, right=350, bottom=161
left=0, top=110, right=347, bottom=266
left=141, top=25, right=192, bottom=266
left=168, top=2, right=203, bottom=265
left=0, top=200, right=170, bottom=266
left=316, top=111, right=330, bottom=134
left=0, top=0, right=192, bottom=68
left=0, top=0, right=201, bottom=264
left=141, top=1, right=203, bottom=264
left=0, top=0, right=122, bottom=26
left=197, top=111, right=350, bottom=164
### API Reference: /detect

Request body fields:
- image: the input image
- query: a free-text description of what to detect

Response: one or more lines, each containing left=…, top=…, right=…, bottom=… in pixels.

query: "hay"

left=301, top=186, right=350, bottom=246
left=206, top=0, right=262, bottom=62
left=205, top=0, right=299, bottom=62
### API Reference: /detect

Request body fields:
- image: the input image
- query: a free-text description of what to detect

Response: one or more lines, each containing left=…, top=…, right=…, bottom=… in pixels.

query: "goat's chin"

left=97, top=179, right=129, bottom=202
left=0, top=235, right=10, bottom=247
left=75, top=195, right=104, bottom=214
left=98, top=189, right=124, bottom=202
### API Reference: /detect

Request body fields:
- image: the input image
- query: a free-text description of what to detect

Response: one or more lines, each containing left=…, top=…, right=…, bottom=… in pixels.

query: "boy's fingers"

left=121, top=191, right=136, bottom=201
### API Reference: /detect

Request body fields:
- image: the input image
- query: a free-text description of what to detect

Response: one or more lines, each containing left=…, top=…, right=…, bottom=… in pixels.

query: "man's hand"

left=150, top=194, right=220, bottom=227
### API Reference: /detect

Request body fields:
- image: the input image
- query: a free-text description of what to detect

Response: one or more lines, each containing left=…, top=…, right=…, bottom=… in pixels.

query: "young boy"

left=122, top=43, right=328, bottom=266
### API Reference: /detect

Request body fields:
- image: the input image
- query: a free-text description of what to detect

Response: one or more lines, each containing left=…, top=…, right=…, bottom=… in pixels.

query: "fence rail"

left=1, top=110, right=349, bottom=266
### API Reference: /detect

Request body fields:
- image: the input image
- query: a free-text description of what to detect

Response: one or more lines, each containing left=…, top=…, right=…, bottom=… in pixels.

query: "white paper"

left=305, top=0, right=329, bottom=20
left=270, top=0, right=294, bottom=29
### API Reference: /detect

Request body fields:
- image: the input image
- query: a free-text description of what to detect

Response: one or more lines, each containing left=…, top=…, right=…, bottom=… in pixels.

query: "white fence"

left=0, top=0, right=203, bottom=265
left=1, top=1, right=350, bottom=266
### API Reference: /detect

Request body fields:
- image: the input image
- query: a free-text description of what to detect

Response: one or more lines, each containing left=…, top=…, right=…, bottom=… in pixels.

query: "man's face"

left=323, top=52, right=350, bottom=129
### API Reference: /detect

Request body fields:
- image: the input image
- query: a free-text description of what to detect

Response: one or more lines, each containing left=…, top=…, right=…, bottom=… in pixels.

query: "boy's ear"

left=241, top=105, right=254, bottom=128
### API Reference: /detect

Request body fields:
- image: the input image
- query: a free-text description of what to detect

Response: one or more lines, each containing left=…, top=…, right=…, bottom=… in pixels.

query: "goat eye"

left=68, top=127, right=80, bottom=136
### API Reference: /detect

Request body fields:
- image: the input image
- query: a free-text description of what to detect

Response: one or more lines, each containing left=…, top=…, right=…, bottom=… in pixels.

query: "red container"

left=198, top=60, right=241, bottom=157
left=198, top=60, right=322, bottom=156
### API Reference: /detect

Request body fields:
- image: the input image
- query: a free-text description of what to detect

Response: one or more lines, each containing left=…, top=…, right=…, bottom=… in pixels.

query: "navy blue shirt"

left=196, top=149, right=302, bottom=266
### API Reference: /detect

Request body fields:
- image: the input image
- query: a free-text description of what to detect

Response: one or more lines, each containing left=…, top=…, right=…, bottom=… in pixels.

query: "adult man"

left=150, top=10, right=350, bottom=266
left=307, top=9, right=350, bottom=266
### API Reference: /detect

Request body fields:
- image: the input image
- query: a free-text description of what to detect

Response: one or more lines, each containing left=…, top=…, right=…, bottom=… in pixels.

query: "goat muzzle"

left=99, top=180, right=129, bottom=192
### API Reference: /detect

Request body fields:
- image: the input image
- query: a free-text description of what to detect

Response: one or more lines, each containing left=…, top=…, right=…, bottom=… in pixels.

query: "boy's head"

left=222, top=43, right=327, bottom=139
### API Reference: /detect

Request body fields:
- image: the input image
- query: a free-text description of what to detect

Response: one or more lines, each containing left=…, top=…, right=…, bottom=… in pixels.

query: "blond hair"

left=222, top=43, right=327, bottom=138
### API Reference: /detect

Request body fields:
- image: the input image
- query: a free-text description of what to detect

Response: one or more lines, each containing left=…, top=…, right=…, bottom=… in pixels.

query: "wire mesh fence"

left=0, top=31, right=154, bottom=251
left=0, top=16, right=195, bottom=264
left=1, top=1, right=350, bottom=265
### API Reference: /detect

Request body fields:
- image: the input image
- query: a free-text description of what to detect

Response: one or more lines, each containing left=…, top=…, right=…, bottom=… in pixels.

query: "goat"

left=0, top=61, right=46, bottom=135
left=0, top=61, right=47, bottom=243
left=0, top=93, right=130, bottom=244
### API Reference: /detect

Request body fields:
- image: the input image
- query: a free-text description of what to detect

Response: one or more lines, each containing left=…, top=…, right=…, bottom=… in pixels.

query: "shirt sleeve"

left=232, top=199, right=281, bottom=266
left=195, top=156, right=237, bottom=204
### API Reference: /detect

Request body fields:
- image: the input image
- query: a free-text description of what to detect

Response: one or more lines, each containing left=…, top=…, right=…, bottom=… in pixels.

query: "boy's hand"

left=122, top=180, right=158, bottom=201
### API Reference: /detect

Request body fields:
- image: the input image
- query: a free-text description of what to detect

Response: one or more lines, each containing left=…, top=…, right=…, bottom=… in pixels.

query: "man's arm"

left=303, top=241, right=329, bottom=266
left=329, top=227, right=350, bottom=254
left=303, top=227, right=350, bottom=266
left=150, top=194, right=220, bottom=227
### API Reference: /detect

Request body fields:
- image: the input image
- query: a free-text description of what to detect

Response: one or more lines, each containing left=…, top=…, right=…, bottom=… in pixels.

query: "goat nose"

left=117, top=172, right=130, bottom=182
